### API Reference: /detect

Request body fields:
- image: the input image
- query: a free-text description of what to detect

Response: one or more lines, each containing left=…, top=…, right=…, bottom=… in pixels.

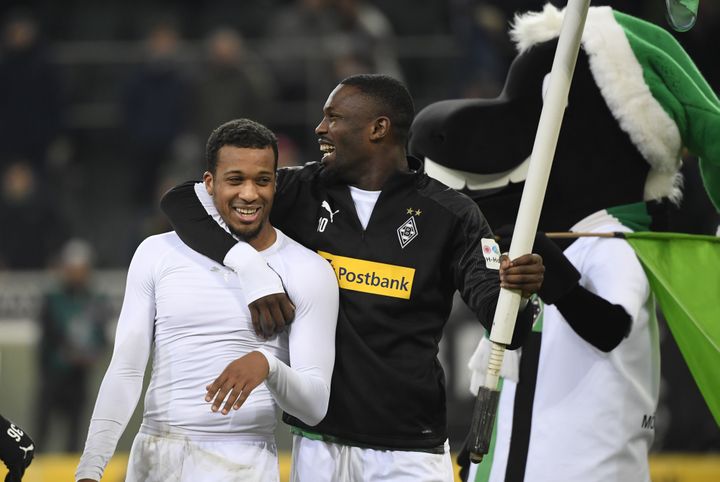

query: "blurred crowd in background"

left=1, top=0, right=719, bottom=456
left=1, top=0, right=719, bottom=269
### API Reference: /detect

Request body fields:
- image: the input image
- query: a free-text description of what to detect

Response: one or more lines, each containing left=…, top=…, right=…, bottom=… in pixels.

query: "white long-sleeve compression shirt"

left=76, top=229, right=338, bottom=481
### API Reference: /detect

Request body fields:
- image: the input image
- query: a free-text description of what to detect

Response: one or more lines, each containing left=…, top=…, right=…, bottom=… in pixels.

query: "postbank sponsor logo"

left=318, top=251, right=415, bottom=299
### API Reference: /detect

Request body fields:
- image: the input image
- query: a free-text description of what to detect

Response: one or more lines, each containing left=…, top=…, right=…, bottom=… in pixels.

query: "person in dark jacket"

left=35, top=239, right=111, bottom=453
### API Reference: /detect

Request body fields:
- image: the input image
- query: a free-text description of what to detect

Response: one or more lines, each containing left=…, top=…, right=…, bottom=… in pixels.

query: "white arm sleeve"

left=582, top=237, right=650, bottom=323
left=194, top=182, right=285, bottom=302
left=75, top=241, right=157, bottom=481
left=256, top=260, right=339, bottom=426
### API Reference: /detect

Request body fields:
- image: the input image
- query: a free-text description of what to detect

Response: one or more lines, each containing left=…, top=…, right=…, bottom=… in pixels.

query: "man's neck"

left=353, top=150, right=409, bottom=191
left=247, top=226, right=277, bottom=251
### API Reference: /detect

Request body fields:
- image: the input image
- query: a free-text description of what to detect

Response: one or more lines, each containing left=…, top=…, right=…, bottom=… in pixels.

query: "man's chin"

left=229, top=225, right=261, bottom=242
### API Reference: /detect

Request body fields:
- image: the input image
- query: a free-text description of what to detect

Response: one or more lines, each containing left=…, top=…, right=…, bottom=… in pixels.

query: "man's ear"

left=369, top=117, right=390, bottom=141
left=203, top=171, right=214, bottom=196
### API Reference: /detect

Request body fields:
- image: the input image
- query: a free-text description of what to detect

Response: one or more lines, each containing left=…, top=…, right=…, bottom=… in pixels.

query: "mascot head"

left=409, top=4, right=720, bottom=233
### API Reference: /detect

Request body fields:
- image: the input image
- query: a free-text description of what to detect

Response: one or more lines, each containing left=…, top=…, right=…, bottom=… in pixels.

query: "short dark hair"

left=205, top=118, right=278, bottom=173
left=340, top=74, right=415, bottom=145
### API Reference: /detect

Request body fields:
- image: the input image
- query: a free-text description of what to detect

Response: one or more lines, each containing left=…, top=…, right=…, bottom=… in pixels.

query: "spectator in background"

left=264, top=0, right=404, bottom=158
left=331, top=0, right=404, bottom=82
left=331, top=49, right=374, bottom=82
left=0, top=161, right=67, bottom=269
left=194, top=27, right=276, bottom=138
left=35, top=239, right=111, bottom=453
left=276, top=133, right=303, bottom=168
left=121, top=18, right=193, bottom=207
left=0, top=9, right=63, bottom=178
left=262, top=0, right=343, bottom=158
left=448, top=1, right=510, bottom=98
left=264, top=0, right=340, bottom=101
left=267, top=0, right=404, bottom=100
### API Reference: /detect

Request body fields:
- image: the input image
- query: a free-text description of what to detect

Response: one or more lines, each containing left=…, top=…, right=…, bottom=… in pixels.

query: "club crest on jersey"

left=397, top=216, right=419, bottom=249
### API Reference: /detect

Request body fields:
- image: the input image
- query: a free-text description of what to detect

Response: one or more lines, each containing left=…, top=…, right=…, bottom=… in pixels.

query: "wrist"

left=253, top=349, right=275, bottom=379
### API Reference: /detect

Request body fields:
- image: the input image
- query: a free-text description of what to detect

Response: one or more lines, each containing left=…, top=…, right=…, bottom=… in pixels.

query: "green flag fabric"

left=624, top=231, right=720, bottom=425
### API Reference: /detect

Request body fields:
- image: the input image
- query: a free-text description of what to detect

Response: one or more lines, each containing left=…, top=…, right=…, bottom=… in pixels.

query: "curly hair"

left=205, top=118, right=278, bottom=173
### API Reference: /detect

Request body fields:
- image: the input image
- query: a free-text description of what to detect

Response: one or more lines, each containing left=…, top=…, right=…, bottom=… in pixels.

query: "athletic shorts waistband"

left=140, top=423, right=275, bottom=443
left=290, top=427, right=446, bottom=454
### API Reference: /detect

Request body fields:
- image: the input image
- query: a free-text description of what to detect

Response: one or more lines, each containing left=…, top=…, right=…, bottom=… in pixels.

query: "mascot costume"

left=408, top=4, right=720, bottom=482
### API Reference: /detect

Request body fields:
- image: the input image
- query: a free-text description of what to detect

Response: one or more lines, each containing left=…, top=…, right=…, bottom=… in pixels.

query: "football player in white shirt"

left=76, top=119, right=339, bottom=482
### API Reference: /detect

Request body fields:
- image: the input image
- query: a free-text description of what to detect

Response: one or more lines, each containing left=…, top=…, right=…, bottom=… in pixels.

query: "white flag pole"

left=468, top=0, right=591, bottom=462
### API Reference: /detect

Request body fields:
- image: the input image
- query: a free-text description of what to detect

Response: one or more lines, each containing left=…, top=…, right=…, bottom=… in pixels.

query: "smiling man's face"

left=204, top=145, right=276, bottom=250
left=315, top=83, right=378, bottom=185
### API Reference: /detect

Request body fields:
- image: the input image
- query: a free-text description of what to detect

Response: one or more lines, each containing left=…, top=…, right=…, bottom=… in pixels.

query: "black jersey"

left=161, top=157, right=532, bottom=451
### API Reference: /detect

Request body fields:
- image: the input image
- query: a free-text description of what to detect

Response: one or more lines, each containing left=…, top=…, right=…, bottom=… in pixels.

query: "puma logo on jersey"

left=318, top=201, right=341, bottom=232
left=321, top=201, right=339, bottom=222
left=19, top=444, right=33, bottom=458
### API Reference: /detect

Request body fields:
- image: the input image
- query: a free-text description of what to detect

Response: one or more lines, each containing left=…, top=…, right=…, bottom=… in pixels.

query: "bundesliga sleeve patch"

left=318, top=251, right=416, bottom=299
left=481, top=238, right=501, bottom=270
